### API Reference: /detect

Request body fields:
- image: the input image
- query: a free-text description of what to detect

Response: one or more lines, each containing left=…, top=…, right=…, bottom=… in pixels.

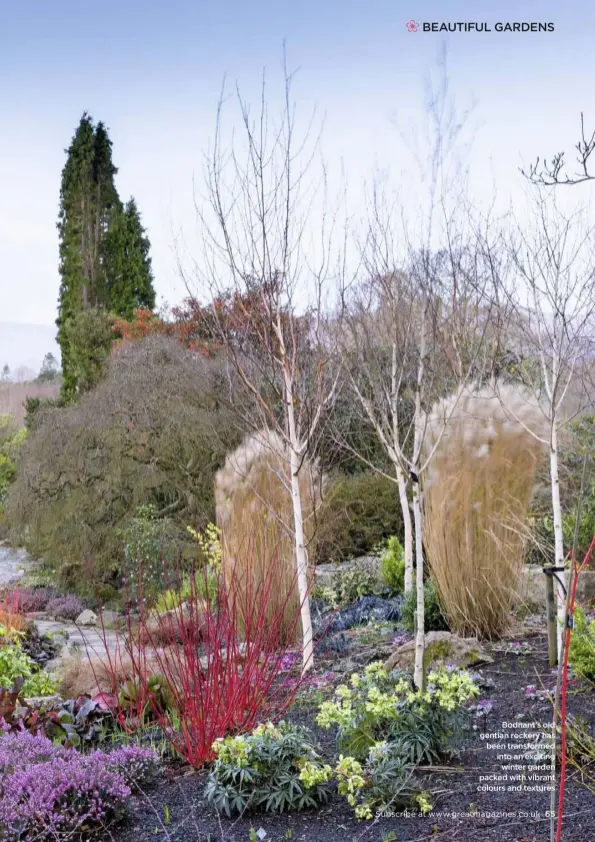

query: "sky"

left=1, top=0, right=594, bottom=348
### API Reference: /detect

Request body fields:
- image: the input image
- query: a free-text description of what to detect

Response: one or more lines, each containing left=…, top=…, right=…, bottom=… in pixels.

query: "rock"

left=24, top=694, right=63, bottom=709
left=21, top=625, right=61, bottom=666
left=198, top=642, right=248, bottom=670
left=50, top=629, right=70, bottom=647
left=45, top=657, right=64, bottom=675
left=383, top=631, right=493, bottom=673
left=45, top=638, right=80, bottom=675
left=335, top=658, right=359, bottom=674
left=75, top=609, right=98, bottom=627
left=516, top=566, right=595, bottom=607
left=351, top=644, right=395, bottom=667
left=46, top=636, right=77, bottom=664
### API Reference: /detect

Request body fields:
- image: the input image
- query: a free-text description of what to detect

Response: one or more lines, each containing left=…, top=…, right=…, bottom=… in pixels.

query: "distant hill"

left=0, top=323, right=61, bottom=378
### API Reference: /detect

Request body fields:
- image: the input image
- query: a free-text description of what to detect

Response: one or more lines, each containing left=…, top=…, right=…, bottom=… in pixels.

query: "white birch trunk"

left=390, top=322, right=414, bottom=594
left=283, top=356, right=314, bottom=674
left=289, top=444, right=314, bottom=673
left=396, top=463, right=414, bottom=593
left=412, top=480, right=425, bottom=690
left=549, top=421, right=566, bottom=660
left=412, top=296, right=427, bottom=691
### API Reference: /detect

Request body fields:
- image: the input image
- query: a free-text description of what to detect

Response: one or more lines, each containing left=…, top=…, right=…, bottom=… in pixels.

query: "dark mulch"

left=103, top=632, right=595, bottom=842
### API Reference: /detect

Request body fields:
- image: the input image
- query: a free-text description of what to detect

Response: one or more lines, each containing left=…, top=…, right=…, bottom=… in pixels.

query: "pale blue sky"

left=0, top=0, right=593, bottom=327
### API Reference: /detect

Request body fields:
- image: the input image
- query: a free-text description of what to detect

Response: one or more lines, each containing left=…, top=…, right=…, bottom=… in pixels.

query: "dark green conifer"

left=103, top=197, right=155, bottom=318
left=56, top=115, right=155, bottom=399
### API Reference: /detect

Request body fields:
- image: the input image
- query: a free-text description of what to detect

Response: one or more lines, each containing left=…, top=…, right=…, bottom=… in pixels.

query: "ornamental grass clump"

left=204, top=721, right=332, bottom=816
left=215, top=430, right=322, bottom=644
left=317, top=661, right=479, bottom=762
left=422, top=382, right=547, bottom=638
left=0, top=732, right=158, bottom=841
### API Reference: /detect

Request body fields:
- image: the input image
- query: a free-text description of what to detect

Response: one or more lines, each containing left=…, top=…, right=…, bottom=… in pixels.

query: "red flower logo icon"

left=406, top=20, right=419, bottom=32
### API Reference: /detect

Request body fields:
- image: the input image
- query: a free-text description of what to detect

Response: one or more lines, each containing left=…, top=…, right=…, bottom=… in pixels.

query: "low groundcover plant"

left=204, top=720, right=332, bottom=816
left=45, top=594, right=86, bottom=621
left=0, top=731, right=158, bottom=841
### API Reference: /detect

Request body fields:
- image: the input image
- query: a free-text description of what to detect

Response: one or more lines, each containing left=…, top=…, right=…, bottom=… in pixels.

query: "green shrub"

left=562, top=493, right=595, bottom=562
left=154, top=523, right=222, bottom=612
left=24, top=395, right=63, bottom=431
left=531, top=501, right=595, bottom=568
left=6, top=336, right=238, bottom=594
left=527, top=414, right=595, bottom=565
left=335, top=745, right=425, bottom=820
left=154, top=567, right=218, bottom=613
left=380, top=537, right=405, bottom=595
left=402, top=579, right=448, bottom=633
left=0, top=418, right=26, bottom=521
left=316, top=472, right=403, bottom=564
left=0, top=640, right=57, bottom=696
left=0, top=454, right=15, bottom=504
left=329, top=566, right=378, bottom=607
left=119, top=505, right=187, bottom=598
left=317, top=661, right=478, bottom=762
left=569, top=608, right=595, bottom=681
left=154, top=575, right=191, bottom=613
left=204, top=721, right=332, bottom=816
left=314, top=566, right=378, bottom=609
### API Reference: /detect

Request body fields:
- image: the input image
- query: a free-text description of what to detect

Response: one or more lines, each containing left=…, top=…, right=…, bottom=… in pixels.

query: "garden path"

left=33, top=619, right=121, bottom=657
left=1, top=545, right=121, bottom=656
left=0, top=544, right=28, bottom=586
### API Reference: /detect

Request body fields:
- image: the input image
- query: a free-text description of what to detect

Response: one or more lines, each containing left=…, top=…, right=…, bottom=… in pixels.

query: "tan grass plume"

left=215, top=430, right=322, bottom=643
left=422, top=382, right=548, bottom=638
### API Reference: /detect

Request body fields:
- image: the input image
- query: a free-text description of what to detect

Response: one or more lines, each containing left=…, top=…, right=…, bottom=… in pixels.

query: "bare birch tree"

left=501, top=194, right=595, bottom=658
left=185, top=59, right=342, bottom=673
left=408, top=234, right=507, bottom=688
left=336, top=54, right=504, bottom=687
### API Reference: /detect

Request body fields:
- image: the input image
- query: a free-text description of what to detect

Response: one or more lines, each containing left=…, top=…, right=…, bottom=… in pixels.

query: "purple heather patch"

left=0, top=732, right=158, bottom=841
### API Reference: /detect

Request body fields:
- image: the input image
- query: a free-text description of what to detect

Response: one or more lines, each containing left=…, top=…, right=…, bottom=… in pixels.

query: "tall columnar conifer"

left=103, top=198, right=155, bottom=318
left=56, top=114, right=155, bottom=400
